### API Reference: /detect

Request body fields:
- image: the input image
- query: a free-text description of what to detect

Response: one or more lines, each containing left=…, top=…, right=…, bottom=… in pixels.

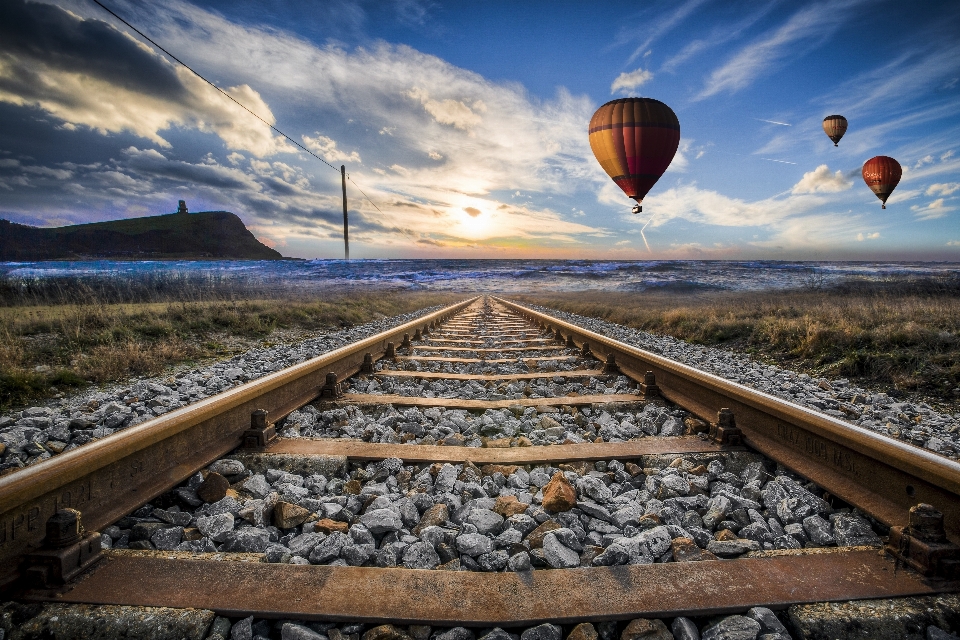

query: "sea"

left=2, top=260, right=959, bottom=293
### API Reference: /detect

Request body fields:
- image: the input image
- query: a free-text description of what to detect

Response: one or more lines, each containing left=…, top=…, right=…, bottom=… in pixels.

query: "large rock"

left=467, top=508, right=504, bottom=535
left=701, top=615, right=761, bottom=640
left=832, top=514, right=882, bottom=547
left=521, top=624, right=562, bottom=640
left=541, top=532, right=580, bottom=568
left=402, top=542, right=441, bottom=569
left=620, top=618, right=673, bottom=640
left=195, top=513, right=234, bottom=542
left=274, top=501, right=312, bottom=529
left=196, top=472, right=230, bottom=503
left=494, top=495, right=529, bottom=517
left=541, top=472, right=577, bottom=512
left=413, top=504, right=449, bottom=535
left=456, top=533, right=494, bottom=557
left=360, top=509, right=403, bottom=535
left=526, top=520, right=561, bottom=549
left=566, top=623, right=598, bottom=640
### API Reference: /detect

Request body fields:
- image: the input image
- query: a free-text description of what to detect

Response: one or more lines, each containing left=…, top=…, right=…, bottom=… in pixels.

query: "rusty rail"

left=0, top=297, right=478, bottom=588
left=496, top=297, right=960, bottom=544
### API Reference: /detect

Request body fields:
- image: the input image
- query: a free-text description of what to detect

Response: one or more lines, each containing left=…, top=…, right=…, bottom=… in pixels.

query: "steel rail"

left=496, top=297, right=960, bottom=543
left=0, top=297, right=478, bottom=587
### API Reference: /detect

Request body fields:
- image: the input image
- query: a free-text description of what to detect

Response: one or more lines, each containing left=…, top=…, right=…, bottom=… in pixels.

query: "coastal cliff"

left=0, top=210, right=283, bottom=261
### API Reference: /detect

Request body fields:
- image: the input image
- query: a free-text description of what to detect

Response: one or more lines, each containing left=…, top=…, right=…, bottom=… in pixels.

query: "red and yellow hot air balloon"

left=589, top=97, right=680, bottom=213
left=862, top=155, right=901, bottom=209
left=823, top=115, right=848, bottom=147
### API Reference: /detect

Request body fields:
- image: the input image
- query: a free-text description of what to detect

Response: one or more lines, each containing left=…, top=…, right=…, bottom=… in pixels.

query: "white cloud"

left=619, top=0, right=711, bottom=65
left=0, top=0, right=290, bottom=156
left=856, top=232, right=880, bottom=241
left=947, top=240, right=960, bottom=246
left=697, top=0, right=864, bottom=99
left=942, top=150, right=956, bottom=162
left=911, top=198, right=954, bottom=220
left=791, top=165, right=853, bottom=194
left=610, top=69, right=654, bottom=94
left=301, top=133, right=361, bottom=164
left=428, top=151, right=443, bottom=160
left=914, top=155, right=935, bottom=169
left=405, top=87, right=484, bottom=131
left=927, top=183, right=960, bottom=196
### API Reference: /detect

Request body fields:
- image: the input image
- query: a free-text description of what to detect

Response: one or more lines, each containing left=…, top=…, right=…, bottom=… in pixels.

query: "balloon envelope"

left=823, top=115, right=848, bottom=146
left=862, top=156, right=901, bottom=209
left=589, top=98, right=680, bottom=209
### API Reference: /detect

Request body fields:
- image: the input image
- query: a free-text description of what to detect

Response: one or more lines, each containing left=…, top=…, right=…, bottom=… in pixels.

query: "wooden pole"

left=341, top=165, right=349, bottom=260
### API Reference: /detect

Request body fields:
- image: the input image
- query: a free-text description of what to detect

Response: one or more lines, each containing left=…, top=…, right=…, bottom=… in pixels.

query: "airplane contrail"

left=760, top=157, right=797, bottom=165
left=640, top=217, right=654, bottom=254
left=754, top=118, right=791, bottom=126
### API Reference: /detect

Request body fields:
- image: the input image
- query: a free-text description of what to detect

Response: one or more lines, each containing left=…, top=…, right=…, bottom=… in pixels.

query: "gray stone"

left=282, top=622, right=328, bottom=640
left=309, top=531, right=348, bottom=563
left=672, top=617, right=701, bottom=640
left=788, top=594, right=960, bottom=640
left=520, top=624, right=562, bottom=640
left=435, top=464, right=458, bottom=493
left=802, top=515, right=836, bottom=546
left=288, top=532, right=324, bottom=557
left=361, top=508, right=403, bottom=535
left=746, top=607, right=788, bottom=635
left=221, top=528, right=271, bottom=553
left=232, top=616, right=254, bottom=640
left=480, top=629, right=519, bottom=640
left=635, top=526, right=672, bottom=558
left=477, top=550, right=510, bottom=571
left=833, top=514, right=882, bottom=547
left=456, top=533, right=494, bottom=556
left=150, top=526, right=183, bottom=551
left=208, top=459, right=245, bottom=476
left=243, top=474, right=272, bottom=499
left=434, top=628, right=475, bottom=640
left=929, top=627, right=960, bottom=640
left=542, top=532, right=580, bottom=568
left=701, top=615, right=761, bottom=640
left=196, top=513, right=235, bottom=542
left=467, top=508, right=504, bottom=535
left=403, top=541, right=441, bottom=569
left=508, top=551, right=531, bottom=571
left=706, top=539, right=761, bottom=558
left=341, top=542, right=375, bottom=566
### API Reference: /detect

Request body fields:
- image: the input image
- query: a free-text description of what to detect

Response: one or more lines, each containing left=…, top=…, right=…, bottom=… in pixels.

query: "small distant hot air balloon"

left=823, top=115, right=848, bottom=147
left=589, top=97, right=680, bottom=214
left=862, top=155, right=901, bottom=209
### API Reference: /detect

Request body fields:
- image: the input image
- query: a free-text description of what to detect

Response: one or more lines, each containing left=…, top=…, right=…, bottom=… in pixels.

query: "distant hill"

left=0, top=210, right=283, bottom=261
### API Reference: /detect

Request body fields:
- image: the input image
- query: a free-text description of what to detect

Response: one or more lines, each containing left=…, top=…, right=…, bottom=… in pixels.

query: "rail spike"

left=23, top=509, right=102, bottom=588
left=640, top=371, right=661, bottom=398
left=710, top=407, right=743, bottom=446
left=886, top=503, right=960, bottom=579
left=243, top=408, right=278, bottom=449
left=360, top=352, right=375, bottom=375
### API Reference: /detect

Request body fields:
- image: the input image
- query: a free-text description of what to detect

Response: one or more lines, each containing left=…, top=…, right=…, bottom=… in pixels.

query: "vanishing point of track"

left=0, top=296, right=958, bottom=629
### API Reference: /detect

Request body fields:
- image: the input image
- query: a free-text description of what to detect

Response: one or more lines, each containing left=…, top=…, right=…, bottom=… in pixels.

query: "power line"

left=89, top=0, right=342, bottom=174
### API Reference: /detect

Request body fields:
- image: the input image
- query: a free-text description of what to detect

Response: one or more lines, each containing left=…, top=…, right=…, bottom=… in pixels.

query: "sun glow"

left=455, top=203, right=496, bottom=239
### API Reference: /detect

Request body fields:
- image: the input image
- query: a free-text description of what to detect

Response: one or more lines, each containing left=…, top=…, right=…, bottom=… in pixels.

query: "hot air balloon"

left=589, top=97, right=680, bottom=214
left=823, top=115, right=848, bottom=146
left=862, top=155, right=901, bottom=209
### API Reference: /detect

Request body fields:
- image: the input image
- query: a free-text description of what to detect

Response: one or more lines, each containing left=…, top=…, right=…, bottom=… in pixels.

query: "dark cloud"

left=464, top=206, right=481, bottom=217
left=0, top=0, right=187, bottom=100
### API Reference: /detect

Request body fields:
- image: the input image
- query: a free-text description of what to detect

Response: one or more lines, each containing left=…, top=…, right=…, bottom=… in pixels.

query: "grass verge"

left=513, top=277, right=960, bottom=409
left=0, top=289, right=462, bottom=411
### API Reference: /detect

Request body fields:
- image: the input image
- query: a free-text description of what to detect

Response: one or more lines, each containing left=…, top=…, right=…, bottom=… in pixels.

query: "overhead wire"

left=88, top=0, right=389, bottom=221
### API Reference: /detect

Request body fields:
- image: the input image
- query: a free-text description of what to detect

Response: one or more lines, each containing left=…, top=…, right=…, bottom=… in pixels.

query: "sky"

left=1, top=0, right=959, bottom=260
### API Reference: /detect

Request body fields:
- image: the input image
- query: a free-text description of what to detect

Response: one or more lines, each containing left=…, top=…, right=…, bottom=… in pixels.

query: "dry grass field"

left=0, top=274, right=460, bottom=410
left=515, top=277, right=960, bottom=409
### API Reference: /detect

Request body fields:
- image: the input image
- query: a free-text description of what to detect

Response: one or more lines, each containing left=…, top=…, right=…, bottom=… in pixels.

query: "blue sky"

left=1, top=0, right=959, bottom=259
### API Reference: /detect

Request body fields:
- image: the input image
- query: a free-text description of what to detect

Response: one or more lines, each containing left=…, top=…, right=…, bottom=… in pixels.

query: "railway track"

left=1, top=295, right=959, bottom=639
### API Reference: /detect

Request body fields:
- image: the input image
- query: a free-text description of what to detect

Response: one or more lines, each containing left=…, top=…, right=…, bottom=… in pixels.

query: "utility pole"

left=341, top=165, right=349, bottom=260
